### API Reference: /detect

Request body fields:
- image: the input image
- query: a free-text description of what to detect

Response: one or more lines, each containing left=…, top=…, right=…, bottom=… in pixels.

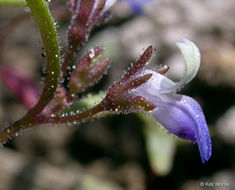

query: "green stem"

left=0, top=0, right=26, bottom=6
left=26, top=0, right=60, bottom=115
left=0, top=0, right=60, bottom=144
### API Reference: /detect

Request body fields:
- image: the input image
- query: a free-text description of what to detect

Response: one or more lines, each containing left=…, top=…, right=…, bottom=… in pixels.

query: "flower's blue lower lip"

left=143, top=91, right=212, bottom=163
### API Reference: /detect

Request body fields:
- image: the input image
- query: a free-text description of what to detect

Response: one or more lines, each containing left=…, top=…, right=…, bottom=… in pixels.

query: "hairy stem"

left=26, top=0, right=60, bottom=114
left=37, top=103, right=105, bottom=124
left=0, top=115, right=34, bottom=144
left=0, top=0, right=60, bottom=144
left=0, top=102, right=106, bottom=144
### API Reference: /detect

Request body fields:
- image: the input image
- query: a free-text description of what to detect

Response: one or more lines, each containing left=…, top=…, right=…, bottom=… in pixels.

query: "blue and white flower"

left=131, top=39, right=212, bottom=163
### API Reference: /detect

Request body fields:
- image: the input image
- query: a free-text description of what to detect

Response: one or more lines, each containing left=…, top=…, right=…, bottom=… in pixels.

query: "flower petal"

left=161, top=39, right=200, bottom=93
left=142, top=93, right=212, bottom=163
left=133, top=69, right=175, bottom=95
left=175, top=39, right=201, bottom=89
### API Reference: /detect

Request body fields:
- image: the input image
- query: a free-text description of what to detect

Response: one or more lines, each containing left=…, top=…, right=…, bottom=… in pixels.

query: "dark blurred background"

left=0, top=0, right=235, bottom=189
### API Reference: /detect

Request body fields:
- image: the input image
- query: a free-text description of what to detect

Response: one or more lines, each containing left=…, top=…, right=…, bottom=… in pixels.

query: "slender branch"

left=0, top=101, right=108, bottom=144
left=0, top=0, right=26, bottom=6
left=37, top=103, right=105, bottom=124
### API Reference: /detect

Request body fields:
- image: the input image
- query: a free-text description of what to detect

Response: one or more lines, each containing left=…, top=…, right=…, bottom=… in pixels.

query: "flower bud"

left=69, top=47, right=111, bottom=94
left=68, top=0, right=116, bottom=51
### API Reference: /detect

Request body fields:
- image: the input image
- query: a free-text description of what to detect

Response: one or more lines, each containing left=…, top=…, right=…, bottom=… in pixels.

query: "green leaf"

left=82, top=174, right=124, bottom=190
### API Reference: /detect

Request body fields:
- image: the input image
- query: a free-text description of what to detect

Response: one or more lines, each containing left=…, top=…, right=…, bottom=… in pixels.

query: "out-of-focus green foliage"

left=61, top=93, right=106, bottom=113
left=82, top=175, right=124, bottom=190
left=138, top=114, right=176, bottom=176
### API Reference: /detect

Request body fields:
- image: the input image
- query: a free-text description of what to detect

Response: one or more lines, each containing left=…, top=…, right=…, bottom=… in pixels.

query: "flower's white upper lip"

left=159, top=38, right=201, bottom=94
left=174, top=39, right=201, bottom=92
